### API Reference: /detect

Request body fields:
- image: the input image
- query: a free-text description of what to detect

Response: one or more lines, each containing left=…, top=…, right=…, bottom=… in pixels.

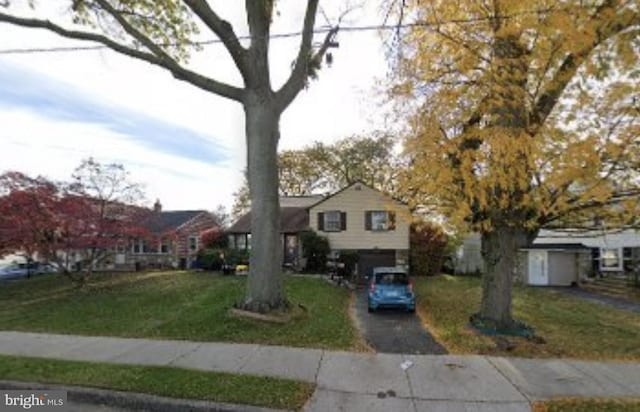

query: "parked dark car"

left=367, top=267, right=415, bottom=313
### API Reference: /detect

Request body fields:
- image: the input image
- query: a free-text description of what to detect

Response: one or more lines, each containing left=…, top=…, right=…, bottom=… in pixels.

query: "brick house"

left=109, top=200, right=220, bottom=270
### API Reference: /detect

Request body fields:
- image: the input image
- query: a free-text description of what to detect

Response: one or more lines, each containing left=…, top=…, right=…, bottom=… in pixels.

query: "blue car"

left=367, top=267, right=415, bottom=313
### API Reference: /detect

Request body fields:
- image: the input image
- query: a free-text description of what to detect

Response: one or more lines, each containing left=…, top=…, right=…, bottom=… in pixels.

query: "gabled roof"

left=144, top=210, right=206, bottom=234
left=308, top=181, right=407, bottom=209
left=280, top=195, right=325, bottom=208
left=227, top=207, right=309, bottom=234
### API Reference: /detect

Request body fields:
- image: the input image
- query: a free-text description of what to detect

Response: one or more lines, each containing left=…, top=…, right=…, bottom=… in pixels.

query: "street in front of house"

left=1, top=331, right=639, bottom=412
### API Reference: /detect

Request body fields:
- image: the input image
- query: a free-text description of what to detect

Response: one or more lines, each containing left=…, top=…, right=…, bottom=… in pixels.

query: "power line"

left=0, top=5, right=599, bottom=56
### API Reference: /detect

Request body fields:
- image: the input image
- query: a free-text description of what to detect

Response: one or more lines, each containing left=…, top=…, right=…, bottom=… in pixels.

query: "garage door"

left=358, top=249, right=396, bottom=278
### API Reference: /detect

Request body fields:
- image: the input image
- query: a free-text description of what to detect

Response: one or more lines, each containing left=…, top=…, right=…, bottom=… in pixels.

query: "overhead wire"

left=0, top=4, right=599, bottom=55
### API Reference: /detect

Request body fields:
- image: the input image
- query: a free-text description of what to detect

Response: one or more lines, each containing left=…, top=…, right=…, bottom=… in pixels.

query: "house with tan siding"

left=228, top=182, right=410, bottom=277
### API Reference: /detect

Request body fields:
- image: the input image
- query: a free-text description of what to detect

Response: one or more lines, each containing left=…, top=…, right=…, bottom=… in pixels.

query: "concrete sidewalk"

left=0, top=331, right=638, bottom=411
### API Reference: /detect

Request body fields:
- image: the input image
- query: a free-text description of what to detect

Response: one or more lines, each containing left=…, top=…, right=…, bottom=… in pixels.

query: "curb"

left=0, top=380, right=288, bottom=412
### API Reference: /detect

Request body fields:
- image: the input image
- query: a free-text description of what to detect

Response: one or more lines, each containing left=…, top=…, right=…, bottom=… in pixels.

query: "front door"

left=528, top=251, right=548, bottom=285
left=283, top=234, right=298, bottom=266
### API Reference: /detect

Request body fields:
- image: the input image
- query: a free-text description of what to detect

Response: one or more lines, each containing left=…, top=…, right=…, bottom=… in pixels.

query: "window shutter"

left=365, top=211, right=372, bottom=231
left=317, top=212, right=324, bottom=231
left=340, top=212, right=347, bottom=231
left=388, top=211, right=396, bottom=230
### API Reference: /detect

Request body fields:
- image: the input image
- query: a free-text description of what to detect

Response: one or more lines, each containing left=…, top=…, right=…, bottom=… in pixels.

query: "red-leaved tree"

left=0, top=159, right=148, bottom=284
left=0, top=172, right=59, bottom=263
left=410, top=222, right=450, bottom=277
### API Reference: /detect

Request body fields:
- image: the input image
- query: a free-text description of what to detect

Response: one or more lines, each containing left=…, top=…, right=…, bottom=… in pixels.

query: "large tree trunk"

left=479, top=225, right=535, bottom=329
left=476, top=29, right=532, bottom=329
left=242, top=97, right=286, bottom=312
left=479, top=226, right=518, bottom=328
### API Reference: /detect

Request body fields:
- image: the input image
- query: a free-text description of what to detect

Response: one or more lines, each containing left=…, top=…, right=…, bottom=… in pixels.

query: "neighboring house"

left=227, top=195, right=323, bottom=269
left=518, top=243, right=591, bottom=286
left=101, top=200, right=220, bottom=271
left=453, top=233, right=483, bottom=275
left=455, top=228, right=640, bottom=286
left=227, top=182, right=411, bottom=277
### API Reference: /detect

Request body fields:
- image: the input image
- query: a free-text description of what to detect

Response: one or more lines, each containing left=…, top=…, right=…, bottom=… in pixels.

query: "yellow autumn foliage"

left=392, top=0, right=640, bottom=234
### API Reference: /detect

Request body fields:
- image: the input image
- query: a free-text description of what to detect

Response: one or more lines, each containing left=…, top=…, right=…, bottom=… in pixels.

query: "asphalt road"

left=66, top=401, right=134, bottom=411
left=354, top=290, right=447, bottom=355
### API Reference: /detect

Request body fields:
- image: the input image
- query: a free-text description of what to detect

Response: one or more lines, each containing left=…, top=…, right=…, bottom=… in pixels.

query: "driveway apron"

left=354, top=290, right=447, bottom=355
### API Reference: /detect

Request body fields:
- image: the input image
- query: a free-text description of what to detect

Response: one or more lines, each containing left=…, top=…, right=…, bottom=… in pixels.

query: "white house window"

left=324, top=211, right=342, bottom=232
left=188, top=236, right=198, bottom=253
left=600, top=248, right=622, bottom=271
left=247, top=234, right=252, bottom=250
left=371, top=211, right=389, bottom=231
left=367, top=210, right=395, bottom=231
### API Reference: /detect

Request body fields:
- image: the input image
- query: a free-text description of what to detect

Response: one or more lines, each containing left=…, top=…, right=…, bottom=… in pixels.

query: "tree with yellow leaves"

left=391, top=0, right=640, bottom=329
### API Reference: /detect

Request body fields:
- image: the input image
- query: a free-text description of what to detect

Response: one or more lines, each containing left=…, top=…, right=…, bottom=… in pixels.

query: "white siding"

left=454, top=233, right=483, bottom=274
left=309, top=183, right=410, bottom=250
left=535, top=229, right=640, bottom=248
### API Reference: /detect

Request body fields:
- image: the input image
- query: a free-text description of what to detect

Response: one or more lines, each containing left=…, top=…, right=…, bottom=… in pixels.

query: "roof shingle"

left=144, top=210, right=204, bottom=233
left=227, top=207, right=309, bottom=233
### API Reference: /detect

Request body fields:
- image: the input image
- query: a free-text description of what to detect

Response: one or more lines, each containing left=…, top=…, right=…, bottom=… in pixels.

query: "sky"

left=0, top=1, right=391, bottom=211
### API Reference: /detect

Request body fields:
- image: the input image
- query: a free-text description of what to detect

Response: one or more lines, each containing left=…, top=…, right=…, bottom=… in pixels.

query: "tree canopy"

left=231, top=132, right=402, bottom=219
left=391, top=0, right=640, bottom=328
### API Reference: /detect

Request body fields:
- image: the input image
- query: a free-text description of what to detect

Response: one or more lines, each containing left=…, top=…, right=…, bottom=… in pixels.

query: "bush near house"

left=410, top=222, right=449, bottom=276
left=300, top=231, right=330, bottom=273
left=197, top=248, right=226, bottom=270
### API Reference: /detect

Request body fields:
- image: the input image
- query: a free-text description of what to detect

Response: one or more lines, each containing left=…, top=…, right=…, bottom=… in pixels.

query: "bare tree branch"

left=0, top=10, right=244, bottom=101
left=94, top=0, right=243, bottom=100
left=181, top=0, right=248, bottom=79
left=275, top=0, right=337, bottom=110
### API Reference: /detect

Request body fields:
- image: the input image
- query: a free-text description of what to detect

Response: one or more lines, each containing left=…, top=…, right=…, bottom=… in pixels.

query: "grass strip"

left=0, top=354, right=314, bottom=410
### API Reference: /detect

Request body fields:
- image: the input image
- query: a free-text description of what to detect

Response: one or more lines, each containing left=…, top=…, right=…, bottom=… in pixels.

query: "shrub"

left=410, top=222, right=449, bottom=276
left=300, top=231, right=330, bottom=273
left=224, top=249, right=250, bottom=266
left=200, top=228, right=228, bottom=249
left=197, top=248, right=225, bottom=270
left=337, top=251, right=359, bottom=279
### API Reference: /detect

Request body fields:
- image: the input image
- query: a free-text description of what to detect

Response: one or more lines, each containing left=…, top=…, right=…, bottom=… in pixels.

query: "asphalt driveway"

left=353, top=290, right=447, bottom=355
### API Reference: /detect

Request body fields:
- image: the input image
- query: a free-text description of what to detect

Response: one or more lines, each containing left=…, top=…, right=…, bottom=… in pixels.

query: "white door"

left=528, top=251, right=548, bottom=285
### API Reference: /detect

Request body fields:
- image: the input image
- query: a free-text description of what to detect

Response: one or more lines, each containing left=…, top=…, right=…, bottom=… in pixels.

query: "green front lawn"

left=0, top=271, right=357, bottom=349
left=416, top=275, right=640, bottom=360
left=533, top=398, right=640, bottom=412
left=0, top=355, right=313, bottom=410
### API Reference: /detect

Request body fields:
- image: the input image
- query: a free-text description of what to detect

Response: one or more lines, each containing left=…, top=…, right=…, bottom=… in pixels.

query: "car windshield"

left=374, top=273, right=408, bottom=285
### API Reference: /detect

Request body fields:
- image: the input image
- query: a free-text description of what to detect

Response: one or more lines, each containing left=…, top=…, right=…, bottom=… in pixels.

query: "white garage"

left=519, top=244, right=591, bottom=286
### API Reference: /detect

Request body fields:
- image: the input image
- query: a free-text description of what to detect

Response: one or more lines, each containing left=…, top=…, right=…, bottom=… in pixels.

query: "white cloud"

left=0, top=1, right=390, bottom=209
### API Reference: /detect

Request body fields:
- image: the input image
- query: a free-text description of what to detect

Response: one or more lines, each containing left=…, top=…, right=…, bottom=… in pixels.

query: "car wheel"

left=368, top=306, right=374, bottom=313
left=408, top=307, right=415, bottom=313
